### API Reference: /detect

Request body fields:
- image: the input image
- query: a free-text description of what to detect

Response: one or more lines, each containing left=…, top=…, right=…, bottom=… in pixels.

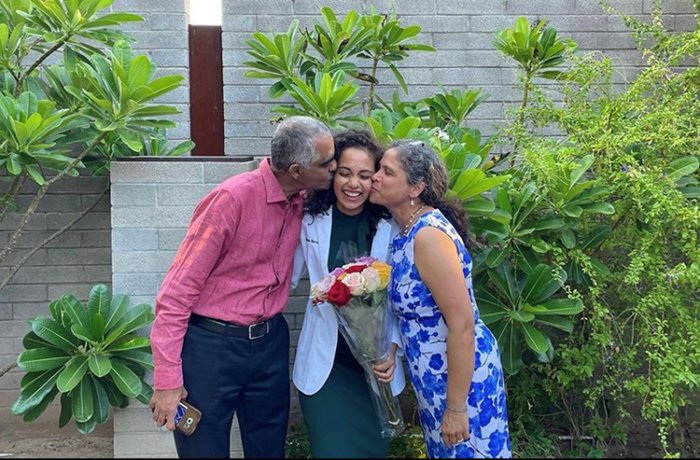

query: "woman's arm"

left=414, top=226, right=474, bottom=447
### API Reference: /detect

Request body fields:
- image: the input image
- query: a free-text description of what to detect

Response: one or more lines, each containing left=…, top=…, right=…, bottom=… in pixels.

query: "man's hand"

left=149, top=387, right=187, bottom=431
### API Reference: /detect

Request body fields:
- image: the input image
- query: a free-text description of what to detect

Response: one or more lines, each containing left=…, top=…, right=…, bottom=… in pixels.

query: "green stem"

left=510, top=71, right=532, bottom=167
left=366, top=56, right=380, bottom=117
left=14, top=35, right=69, bottom=96
left=0, top=172, right=27, bottom=222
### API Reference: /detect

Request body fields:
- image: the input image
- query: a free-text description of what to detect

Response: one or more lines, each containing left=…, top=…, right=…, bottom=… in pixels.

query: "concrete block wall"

left=110, top=0, right=191, bottom=146
left=0, top=173, right=112, bottom=431
left=0, top=0, right=189, bottom=445
left=110, top=158, right=312, bottom=457
left=222, top=0, right=698, bottom=155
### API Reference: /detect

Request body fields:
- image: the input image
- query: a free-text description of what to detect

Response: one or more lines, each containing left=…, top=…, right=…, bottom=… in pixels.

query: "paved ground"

left=0, top=406, right=113, bottom=458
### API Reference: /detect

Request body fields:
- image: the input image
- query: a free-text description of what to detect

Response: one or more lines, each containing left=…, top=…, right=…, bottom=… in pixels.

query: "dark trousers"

left=174, top=314, right=290, bottom=458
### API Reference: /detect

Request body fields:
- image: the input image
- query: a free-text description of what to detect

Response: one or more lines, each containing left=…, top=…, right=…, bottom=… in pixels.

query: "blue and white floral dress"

left=390, top=210, right=511, bottom=458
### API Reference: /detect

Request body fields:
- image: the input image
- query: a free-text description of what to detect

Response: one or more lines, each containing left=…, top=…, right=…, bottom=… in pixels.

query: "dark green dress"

left=298, top=206, right=391, bottom=458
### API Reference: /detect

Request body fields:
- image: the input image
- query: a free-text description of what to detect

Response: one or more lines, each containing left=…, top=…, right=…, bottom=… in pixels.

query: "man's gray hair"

left=270, top=116, right=331, bottom=171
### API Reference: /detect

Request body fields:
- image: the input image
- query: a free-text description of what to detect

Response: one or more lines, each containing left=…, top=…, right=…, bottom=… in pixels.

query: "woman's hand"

left=372, top=344, right=398, bottom=383
left=440, top=409, right=470, bottom=447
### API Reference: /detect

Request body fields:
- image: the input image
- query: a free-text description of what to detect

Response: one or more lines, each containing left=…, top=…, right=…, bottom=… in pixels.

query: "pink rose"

left=341, top=272, right=366, bottom=296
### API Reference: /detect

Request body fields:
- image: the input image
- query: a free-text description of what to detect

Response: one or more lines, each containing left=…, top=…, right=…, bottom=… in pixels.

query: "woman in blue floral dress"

left=370, top=140, right=511, bottom=458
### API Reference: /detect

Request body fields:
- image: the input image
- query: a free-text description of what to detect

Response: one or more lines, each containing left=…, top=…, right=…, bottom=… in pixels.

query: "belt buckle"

left=248, top=320, right=269, bottom=340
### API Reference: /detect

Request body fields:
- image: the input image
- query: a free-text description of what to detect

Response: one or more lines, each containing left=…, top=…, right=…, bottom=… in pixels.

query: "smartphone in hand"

left=174, top=400, right=202, bottom=436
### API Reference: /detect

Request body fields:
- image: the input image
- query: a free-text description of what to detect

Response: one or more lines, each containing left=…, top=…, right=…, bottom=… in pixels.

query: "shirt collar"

left=260, top=157, right=303, bottom=205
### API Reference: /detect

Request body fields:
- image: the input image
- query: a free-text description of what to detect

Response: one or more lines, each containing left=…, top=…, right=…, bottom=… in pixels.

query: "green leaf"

left=563, top=204, right=583, bottom=217
left=104, top=294, right=129, bottom=332
left=570, top=154, right=594, bottom=185
left=113, top=349, right=153, bottom=370
left=581, top=202, right=615, bottom=215
left=109, top=360, right=143, bottom=398
left=105, top=336, right=150, bottom=352
left=76, top=416, right=97, bottom=434
left=581, top=225, right=611, bottom=249
left=135, top=379, right=154, bottom=405
left=538, top=298, right=584, bottom=316
left=535, top=315, right=574, bottom=333
left=56, top=356, right=89, bottom=393
left=88, top=354, right=112, bottom=377
left=17, top=347, right=70, bottom=372
left=492, top=321, right=522, bottom=374
left=88, top=284, right=111, bottom=318
left=72, top=377, right=94, bottom=423
left=22, top=387, right=58, bottom=422
left=61, top=293, right=90, bottom=329
left=12, top=368, right=62, bottom=415
left=31, top=317, right=79, bottom=352
left=489, top=263, right=517, bottom=305
left=507, top=310, right=536, bottom=322
left=117, top=129, right=143, bottom=152
left=100, top=378, right=128, bottom=408
left=520, top=323, right=549, bottom=354
left=91, top=376, right=111, bottom=424
left=532, top=218, right=566, bottom=231
left=560, top=228, right=576, bottom=249
left=665, top=156, right=699, bottom=182
left=521, top=265, right=560, bottom=305
left=475, top=288, right=509, bottom=322
left=536, top=336, right=555, bottom=363
left=59, top=393, right=72, bottom=428
left=23, top=331, right=50, bottom=350
left=104, top=304, right=154, bottom=347
left=485, top=248, right=507, bottom=268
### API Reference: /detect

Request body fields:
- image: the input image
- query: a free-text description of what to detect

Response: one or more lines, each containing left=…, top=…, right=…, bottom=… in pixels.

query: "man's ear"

left=289, top=163, right=302, bottom=180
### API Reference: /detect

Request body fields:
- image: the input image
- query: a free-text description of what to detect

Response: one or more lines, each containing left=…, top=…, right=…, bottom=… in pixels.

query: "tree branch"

left=0, top=183, right=110, bottom=291
left=0, top=362, right=17, bottom=380
left=0, top=133, right=107, bottom=264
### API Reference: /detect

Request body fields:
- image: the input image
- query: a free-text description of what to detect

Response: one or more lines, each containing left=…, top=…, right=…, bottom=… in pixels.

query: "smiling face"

left=333, top=147, right=376, bottom=216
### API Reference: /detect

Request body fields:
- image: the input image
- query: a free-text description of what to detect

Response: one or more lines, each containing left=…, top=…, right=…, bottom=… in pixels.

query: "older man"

left=149, top=117, right=336, bottom=458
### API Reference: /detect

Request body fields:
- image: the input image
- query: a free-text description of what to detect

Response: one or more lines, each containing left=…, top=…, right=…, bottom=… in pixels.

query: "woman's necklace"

left=401, top=205, right=425, bottom=236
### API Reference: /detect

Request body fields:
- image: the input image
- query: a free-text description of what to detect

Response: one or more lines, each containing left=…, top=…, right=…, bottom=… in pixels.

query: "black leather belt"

left=190, top=313, right=275, bottom=340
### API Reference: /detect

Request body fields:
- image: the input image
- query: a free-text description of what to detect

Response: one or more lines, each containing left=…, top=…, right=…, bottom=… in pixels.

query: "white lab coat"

left=291, top=207, right=406, bottom=396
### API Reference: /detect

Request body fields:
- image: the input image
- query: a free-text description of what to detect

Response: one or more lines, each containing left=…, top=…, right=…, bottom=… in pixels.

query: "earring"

left=410, top=198, right=414, bottom=206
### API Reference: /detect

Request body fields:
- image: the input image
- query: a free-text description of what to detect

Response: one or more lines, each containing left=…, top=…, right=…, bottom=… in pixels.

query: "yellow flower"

left=371, top=261, right=391, bottom=289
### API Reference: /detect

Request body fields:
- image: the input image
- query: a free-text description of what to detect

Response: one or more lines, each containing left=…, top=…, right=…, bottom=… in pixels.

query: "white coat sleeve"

left=291, top=242, right=306, bottom=290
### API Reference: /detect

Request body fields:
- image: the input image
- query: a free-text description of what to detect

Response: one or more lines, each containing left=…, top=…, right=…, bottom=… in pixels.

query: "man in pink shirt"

left=149, top=116, right=336, bottom=458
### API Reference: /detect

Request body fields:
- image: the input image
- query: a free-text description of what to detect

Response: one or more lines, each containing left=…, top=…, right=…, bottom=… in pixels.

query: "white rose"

left=341, top=272, right=366, bottom=296
left=311, top=274, right=335, bottom=301
left=361, top=267, right=381, bottom=293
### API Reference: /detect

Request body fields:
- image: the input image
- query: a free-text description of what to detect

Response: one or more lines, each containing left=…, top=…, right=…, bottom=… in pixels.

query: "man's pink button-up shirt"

left=150, top=158, right=304, bottom=390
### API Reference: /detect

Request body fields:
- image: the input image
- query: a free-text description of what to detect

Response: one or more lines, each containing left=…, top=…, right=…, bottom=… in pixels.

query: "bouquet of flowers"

left=311, top=255, right=404, bottom=438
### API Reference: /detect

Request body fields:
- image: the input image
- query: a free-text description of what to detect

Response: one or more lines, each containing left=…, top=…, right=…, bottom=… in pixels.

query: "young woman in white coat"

left=291, top=130, right=406, bottom=458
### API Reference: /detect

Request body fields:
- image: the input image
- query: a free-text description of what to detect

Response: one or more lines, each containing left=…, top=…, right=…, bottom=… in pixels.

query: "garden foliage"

left=12, top=284, right=154, bottom=433
left=0, top=0, right=193, bottom=289
left=245, top=3, right=699, bottom=456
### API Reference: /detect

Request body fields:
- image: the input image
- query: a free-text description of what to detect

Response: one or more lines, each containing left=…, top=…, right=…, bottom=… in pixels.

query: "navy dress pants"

left=173, top=315, right=290, bottom=458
